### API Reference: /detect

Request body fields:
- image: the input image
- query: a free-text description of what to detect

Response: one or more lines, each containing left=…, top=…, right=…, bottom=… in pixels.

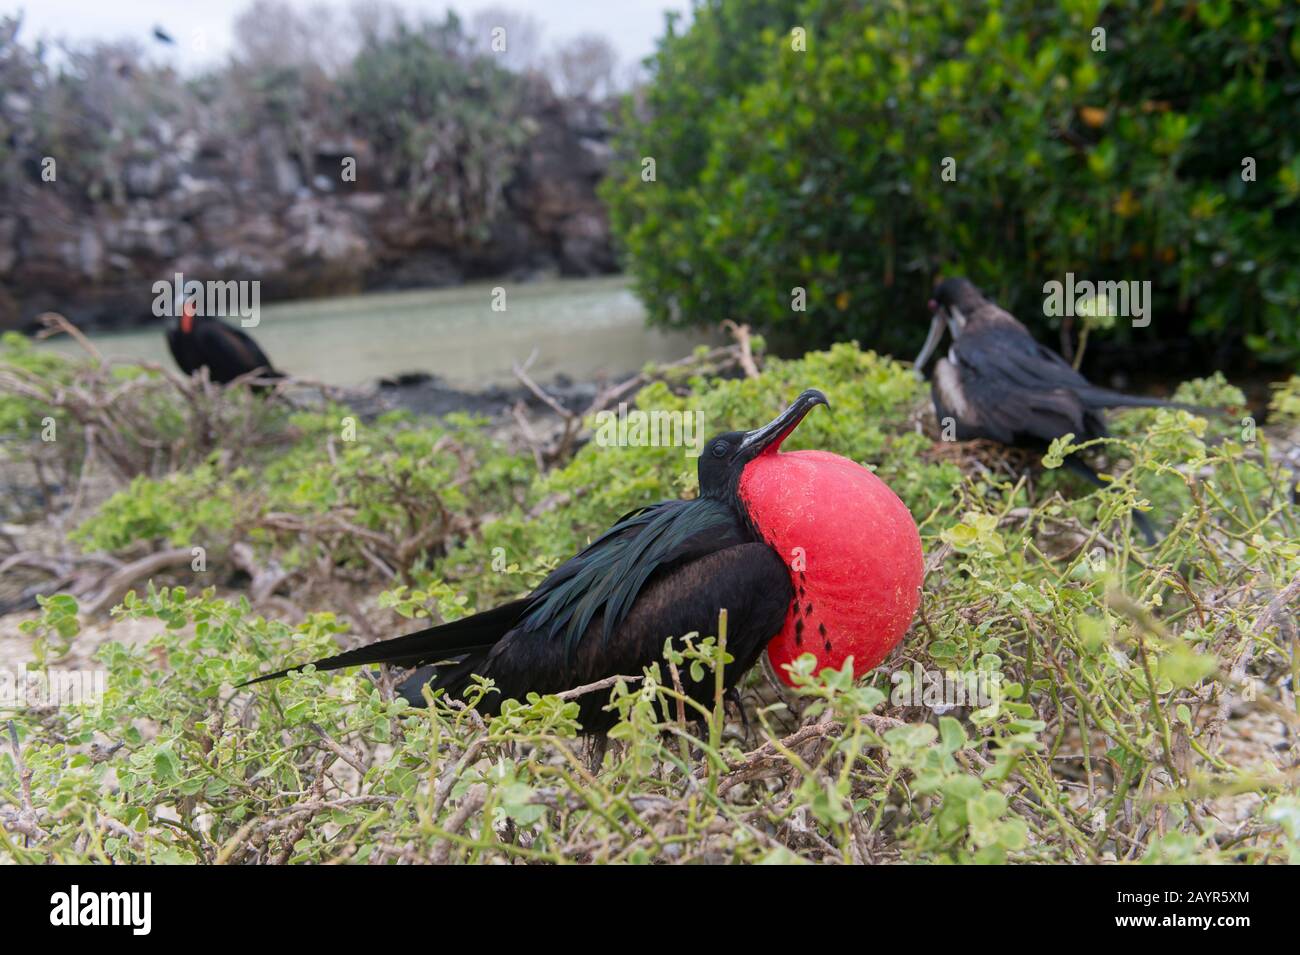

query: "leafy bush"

left=75, top=409, right=532, bottom=579
left=3, top=345, right=1297, bottom=863
left=0, top=7, right=536, bottom=248
left=0, top=331, right=299, bottom=486
left=343, top=14, right=532, bottom=243
left=604, top=0, right=1300, bottom=361
left=1270, top=375, right=1300, bottom=423
left=0, top=332, right=79, bottom=443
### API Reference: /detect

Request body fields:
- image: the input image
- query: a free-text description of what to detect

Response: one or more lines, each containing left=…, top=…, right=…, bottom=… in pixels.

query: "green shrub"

left=6, top=345, right=1297, bottom=863
left=344, top=15, right=531, bottom=243
left=0, top=332, right=79, bottom=440
left=604, top=0, right=1300, bottom=361
left=0, top=334, right=302, bottom=489
left=75, top=409, right=532, bottom=577
left=3, top=380, right=1296, bottom=861
left=1270, top=375, right=1300, bottom=423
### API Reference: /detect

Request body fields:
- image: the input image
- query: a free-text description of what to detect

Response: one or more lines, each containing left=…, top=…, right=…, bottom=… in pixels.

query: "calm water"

left=40, top=276, right=714, bottom=388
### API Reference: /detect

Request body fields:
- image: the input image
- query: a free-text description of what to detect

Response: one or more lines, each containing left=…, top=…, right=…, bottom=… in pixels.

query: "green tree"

left=343, top=14, right=531, bottom=244
left=604, top=0, right=1300, bottom=362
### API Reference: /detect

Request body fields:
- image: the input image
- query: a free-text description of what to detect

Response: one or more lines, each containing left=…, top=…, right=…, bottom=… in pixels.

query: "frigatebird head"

left=914, top=277, right=982, bottom=378
left=172, top=291, right=197, bottom=334
left=698, top=389, right=830, bottom=499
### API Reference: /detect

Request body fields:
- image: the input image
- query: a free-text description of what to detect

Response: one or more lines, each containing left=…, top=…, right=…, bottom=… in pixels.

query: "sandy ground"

left=1211, top=705, right=1296, bottom=829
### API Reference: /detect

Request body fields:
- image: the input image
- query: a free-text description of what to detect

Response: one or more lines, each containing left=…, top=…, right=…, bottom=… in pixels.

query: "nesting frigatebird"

left=913, top=277, right=1200, bottom=542
left=166, top=298, right=283, bottom=387
left=245, top=390, right=923, bottom=731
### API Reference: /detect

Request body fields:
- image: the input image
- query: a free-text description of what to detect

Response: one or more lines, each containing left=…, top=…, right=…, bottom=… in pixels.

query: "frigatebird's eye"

left=711, top=440, right=730, bottom=458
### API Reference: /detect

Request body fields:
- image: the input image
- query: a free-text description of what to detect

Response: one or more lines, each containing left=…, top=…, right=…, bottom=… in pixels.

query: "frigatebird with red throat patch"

left=166, top=298, right=283, bottom=388
left=244, top=390, right=924, bottom=731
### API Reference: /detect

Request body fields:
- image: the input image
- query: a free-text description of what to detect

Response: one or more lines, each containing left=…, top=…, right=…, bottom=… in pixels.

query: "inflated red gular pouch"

left=740, top=449, right=923, bottom=684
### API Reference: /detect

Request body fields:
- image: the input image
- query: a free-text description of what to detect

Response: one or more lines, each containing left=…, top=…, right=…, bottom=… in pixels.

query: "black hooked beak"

left=738, top=389, right=830, bottom=457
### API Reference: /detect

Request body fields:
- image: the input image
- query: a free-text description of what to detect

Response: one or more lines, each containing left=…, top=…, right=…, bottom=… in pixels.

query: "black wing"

left=165, top=326, right=197, bottom=376
left=521, top=497, right=747, bottom=656
left=196, top=320, right=278, bottom=383
left=245, top=497, right=755, bottom=689
left=470, top=541, right=793, bottom=730
left=946, top=321, right=1204, bottom=445
left=954, top=321, right=1092, bottom=394
left=945, top=324, right=1104, bottom=445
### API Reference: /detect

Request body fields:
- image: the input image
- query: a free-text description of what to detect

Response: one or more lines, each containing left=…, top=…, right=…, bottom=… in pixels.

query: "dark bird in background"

left=245, top=390, right=831, bottom=731
left=152, top=26, right=175, bottom=44
left=166, top=297, right=283, bottom=388
left=914, top=277, right=1203, bottom=542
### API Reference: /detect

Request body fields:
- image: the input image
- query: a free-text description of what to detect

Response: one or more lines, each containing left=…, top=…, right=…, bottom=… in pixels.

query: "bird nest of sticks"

left=914, top=402, right=1040, bottom=481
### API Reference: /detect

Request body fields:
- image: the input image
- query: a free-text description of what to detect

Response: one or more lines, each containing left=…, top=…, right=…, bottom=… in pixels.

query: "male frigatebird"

left=913, top=277, right=1200, bottom=542
left=246, top=391, right=834, bottom=731
left=166, top=298, right=283, bottom=387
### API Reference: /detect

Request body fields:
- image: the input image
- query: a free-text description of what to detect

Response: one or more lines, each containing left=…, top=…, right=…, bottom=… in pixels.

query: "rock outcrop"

left=0, top=84, right=619, bottom=331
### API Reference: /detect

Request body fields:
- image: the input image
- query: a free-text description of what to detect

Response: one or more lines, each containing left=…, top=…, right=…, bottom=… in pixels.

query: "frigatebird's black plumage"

left=914, top=278, right=1202, bottom=541
left=166, top=305, right=283, bottom=387
left=244, top=390, right=830, bottom=731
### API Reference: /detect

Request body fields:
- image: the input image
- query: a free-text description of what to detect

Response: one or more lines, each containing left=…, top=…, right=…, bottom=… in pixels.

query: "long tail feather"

left=1075, top=387, right=1215, bottom=416
left=240, top=598, right=530, bottom=687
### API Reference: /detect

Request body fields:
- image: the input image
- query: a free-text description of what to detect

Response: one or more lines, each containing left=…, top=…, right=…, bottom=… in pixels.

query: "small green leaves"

left=940, top=511, right=1004, bottom=556
left=1041, top=434, right=1077, bottom=470
left=939, top=716, right=968, bottom=753
left=1004, top=581, right=1052, bottom=614
left=1157, top=644, right=1219, bottom=690
left=20, top=594, right=82, bottom=661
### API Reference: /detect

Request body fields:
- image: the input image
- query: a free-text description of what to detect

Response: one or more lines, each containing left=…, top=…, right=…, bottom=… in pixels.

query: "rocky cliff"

left=0, top=84, right=618, bottom=332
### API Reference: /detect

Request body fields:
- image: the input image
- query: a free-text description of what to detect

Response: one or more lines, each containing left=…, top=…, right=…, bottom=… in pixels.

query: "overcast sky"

left=5, top=0, right=692, bottom=71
